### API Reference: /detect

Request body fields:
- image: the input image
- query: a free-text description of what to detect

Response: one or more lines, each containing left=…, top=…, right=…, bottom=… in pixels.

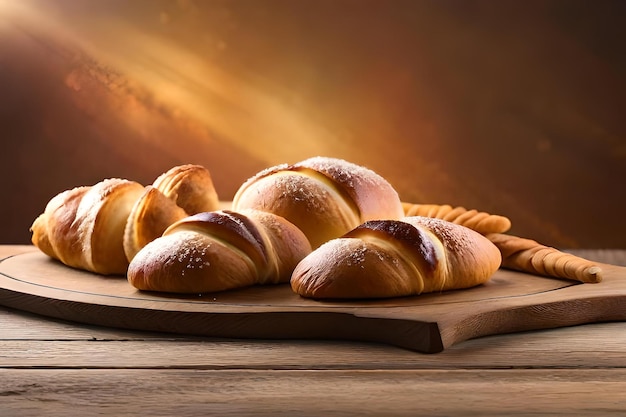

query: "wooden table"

left=2, top=245, right=626, bottom=416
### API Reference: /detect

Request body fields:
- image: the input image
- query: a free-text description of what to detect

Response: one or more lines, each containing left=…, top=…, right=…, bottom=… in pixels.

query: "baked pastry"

left=232, top=156, right=405, bottom=248
left=122, top=164, right=221, bottom=260
left=122, top=186, right=188, bottom=262
left=486, top=233, right=603, bottom=283
left=127, top=209, right=312, bottom=294
left=152, top=164, right=220, bottom=215
left=291, top=216, right=502, bottom=299
left=402, top=203, right=512, bottom=235
left=31, top=164, right=221, bottom=274
left=30, top=178, right=146, bottom=275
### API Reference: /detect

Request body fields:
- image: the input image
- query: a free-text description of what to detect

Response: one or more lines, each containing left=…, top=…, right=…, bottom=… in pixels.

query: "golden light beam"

left=3, top=0, right=349, bottom=166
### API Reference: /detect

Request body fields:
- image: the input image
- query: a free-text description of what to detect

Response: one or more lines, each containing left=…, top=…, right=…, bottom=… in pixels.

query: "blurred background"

left=1, top=0, right=624, bottom=248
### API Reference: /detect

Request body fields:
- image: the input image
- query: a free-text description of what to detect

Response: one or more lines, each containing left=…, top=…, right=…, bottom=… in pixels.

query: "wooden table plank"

left=1, top=369, right=626, bottom=417
left=2, top=305, right=626, bottom=370
left=0, top=306, right=184, bottom=340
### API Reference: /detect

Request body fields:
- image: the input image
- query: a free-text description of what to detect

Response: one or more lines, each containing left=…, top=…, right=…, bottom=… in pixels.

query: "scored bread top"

left=295, top=156, right=405, bottom=223
left=291, top=216, right=502, bottom=299
left=232, top=156, right=405, bottom=248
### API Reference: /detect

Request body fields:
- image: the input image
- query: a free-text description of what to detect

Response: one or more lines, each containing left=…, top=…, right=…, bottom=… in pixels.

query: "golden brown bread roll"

left=402, top=203, right=512, bottom=235
left=232, top=156, right=405, bottom=249
left=127, top=209, right=312, bottom=294
left=152, top=164, right=220, bottom=215
left=291, top=216, right=502, bottom=299
left=30, top=178, right=146, bottom=275
left=31, top=164, right=221, bottom=273
left=486, top=233, right=603, bottom=283
left=122, top=164, right=221, bottom=260
left=122, top=186, right=188, bottom=262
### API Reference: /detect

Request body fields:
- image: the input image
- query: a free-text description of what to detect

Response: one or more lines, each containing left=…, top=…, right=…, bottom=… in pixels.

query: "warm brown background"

left=1, top=0, right=624, bottom=248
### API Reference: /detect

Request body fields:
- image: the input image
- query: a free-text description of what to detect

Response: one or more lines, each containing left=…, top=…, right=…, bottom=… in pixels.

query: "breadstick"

left=486, top=233, right=602, bottom=283
left=402, top=203, right=512, bottom=235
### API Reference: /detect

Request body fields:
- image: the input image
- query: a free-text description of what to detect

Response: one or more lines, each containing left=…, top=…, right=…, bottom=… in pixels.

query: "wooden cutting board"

left=1, top=249, right=625, bottom=353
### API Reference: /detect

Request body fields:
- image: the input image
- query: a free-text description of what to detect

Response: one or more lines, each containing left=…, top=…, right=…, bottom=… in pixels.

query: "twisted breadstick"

left=402, top=203, right=512, bottom=235
left=486, top=233, right=603, bottom=283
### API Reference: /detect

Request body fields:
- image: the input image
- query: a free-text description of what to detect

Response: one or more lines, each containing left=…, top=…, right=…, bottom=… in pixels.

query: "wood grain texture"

left=3, top=319, right=626, bottom=370
left=1, top=248, right=625, bottom=353
left=2, top=248, right=626, bottom=416
left=1, top=369, right=626, bottom=417
left=0, top=245, right=38, bottom=259
left=5, top=303, right=626, bottom=370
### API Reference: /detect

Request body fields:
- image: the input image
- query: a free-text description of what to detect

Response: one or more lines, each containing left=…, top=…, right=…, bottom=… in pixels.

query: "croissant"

left=127, top=209, right=312, bottom=294
left=486, top=233, right=603, bottom=283
left=291, top=216, right=502, bottom=299
left=122, top=164, right=221, bottom=261
left=31, top=164, right=221, bottom=274
left=30, top=178, right=146, bottom=275
left=232, top=156, right=405, bottom=249
left=122, top=186, right=188, bottom=262
left=402, top=203, right=512, bottom=235
left=152, top=164, right=220, bottom=215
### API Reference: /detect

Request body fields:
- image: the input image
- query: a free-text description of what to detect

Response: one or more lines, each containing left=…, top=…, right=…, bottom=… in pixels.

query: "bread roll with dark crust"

left=232, top=156, right=405, bottom=249
left=127, top=209, right=312, bottom=294
left=291, top=216, right=502, bottom=299
left=30, top=179, right=146, bottom=275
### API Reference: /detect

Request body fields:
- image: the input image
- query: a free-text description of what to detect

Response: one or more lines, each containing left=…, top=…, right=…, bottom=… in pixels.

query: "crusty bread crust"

left=291, top=216, right=502, bottom=299
left=232, top=157, right=405, bottom=249
left=31, top=179, right=145, bottom=275
left=127, top=209, right=312, bottom=294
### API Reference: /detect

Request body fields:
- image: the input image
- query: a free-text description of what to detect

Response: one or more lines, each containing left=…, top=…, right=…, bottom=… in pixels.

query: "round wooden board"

left=1, top=251, right=625, bottom=353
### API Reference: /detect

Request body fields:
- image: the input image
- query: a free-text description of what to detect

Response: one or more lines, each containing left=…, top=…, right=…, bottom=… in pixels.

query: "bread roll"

left=291, top=216, right=502, bottom=299
left=122, top=186, right=188, bottom=262
left=127, top=209, right=312, bottom=294
left=30, top=164, right=222, bottom=272
left=31, top=178, right=146, bottom=275
left=152, top=164, right=220, bottom=215
left=232, top=156, right=405, bottom=248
